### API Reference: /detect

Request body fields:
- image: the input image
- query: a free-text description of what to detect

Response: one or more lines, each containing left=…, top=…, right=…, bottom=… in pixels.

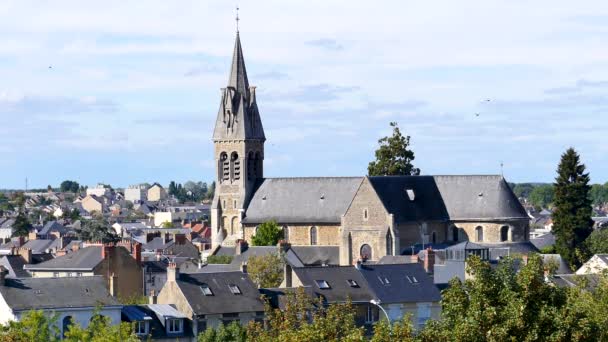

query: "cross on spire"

left=236, top=6, right=240, bottom=32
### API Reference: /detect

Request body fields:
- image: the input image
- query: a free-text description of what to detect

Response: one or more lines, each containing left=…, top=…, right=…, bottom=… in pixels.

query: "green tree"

left=371, top=314, right=415, bottom=342
left=590, top=183, right=608, bottom=206
left=198, top=321, right=247, bottom=342
left=64, top=311, right=138, bottom=342
left=77, top=218, right=119, bottom=243
left=368, top=122, right=420, bottom=176
left=60, top=180, right=80, bottom=193
left=511, top=183, right=536, bottom=199
left=251, top=220, right=283, bottom=246
left=0, top=310, right=60, bottom=342
left=161, top=221, right=174, bottom=228
left=585, top=229, right=608, bottom=255
left=247, top=253, right=284, bottom=288
left=206, top=255, right=234, bottom=264
left=552, top=148, right=593, bottom=268
left=529, top=184, right=555, bottom=209
left=12, top=211, right=32, bottom=237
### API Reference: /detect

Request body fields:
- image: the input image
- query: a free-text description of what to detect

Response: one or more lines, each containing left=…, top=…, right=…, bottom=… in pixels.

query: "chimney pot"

left=149, top=290, right=157, bottom=305
left=167, top=262, right=179, bottom=282
left=423, top=247, right=435, bottom=274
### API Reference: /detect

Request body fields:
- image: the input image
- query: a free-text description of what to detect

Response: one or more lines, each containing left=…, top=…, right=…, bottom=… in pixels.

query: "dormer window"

left=228, top=284, right=242, bottom=295
left=201, top=284, right=213, bottom=296
left=315, top=280, right=330, bottom=289
left=135, top=321, right=149, bottom=335
left=167, top=319, right=183, bottom=334
left=406, top=189, right=415, bottom=201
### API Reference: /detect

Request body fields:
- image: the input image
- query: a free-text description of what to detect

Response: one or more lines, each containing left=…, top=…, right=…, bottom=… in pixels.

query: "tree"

left=247, top=253, right=284, bottom=288
left=198, top=321, right=247, bottom=342
left=161, top=221, right=174, bottom=228
left=528, top=184, right=555, bottom=209
left=60, top=180, right=80, bottom=193
left=251, top=220, right=283, bottom=246
left=585, top=229, right=608, bottom=255
left=63, top=310, right=138, bottom=342
left=1, top=310, right=60, bottom=342
left=77, top=218, right=119, bottom=243
left=590, top=183, right=608, bottom=206
left=552, top=148, right=593, bottom=268
left=368, top=122, right=420, bottom=176
left=12, top=211, right=32, bottom=237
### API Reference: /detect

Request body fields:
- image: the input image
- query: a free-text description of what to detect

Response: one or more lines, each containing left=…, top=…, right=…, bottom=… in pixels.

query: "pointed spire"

left=228, top=32, right=249, bottom=94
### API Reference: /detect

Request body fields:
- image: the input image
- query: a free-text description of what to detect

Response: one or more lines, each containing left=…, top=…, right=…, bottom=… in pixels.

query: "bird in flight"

left=475, top=113, right=480, bottom=117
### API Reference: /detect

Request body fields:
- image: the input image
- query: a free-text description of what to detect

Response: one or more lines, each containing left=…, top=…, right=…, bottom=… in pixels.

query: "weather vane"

left=236, top=6, right=240, bottom=32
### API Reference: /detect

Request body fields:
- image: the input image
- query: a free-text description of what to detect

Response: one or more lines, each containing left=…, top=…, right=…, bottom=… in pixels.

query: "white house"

left=125, top=185, right=149, bottom=203
left=86, top=184, right=111, bottom=198
left=576, top=254, right=608, bottom=275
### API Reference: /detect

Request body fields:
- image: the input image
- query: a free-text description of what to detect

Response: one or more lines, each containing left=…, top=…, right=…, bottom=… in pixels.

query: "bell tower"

left=211, top=31, right=265, bottom=248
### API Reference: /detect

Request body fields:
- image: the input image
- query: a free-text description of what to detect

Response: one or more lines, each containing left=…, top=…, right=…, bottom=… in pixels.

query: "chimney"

left=72, top=243, right=80, bottom=253
left=28, top=231, right=37, bottom=241
left=19, top=248, right=32, bottom=264
left=167, top=262, right=179, bottom=282
left=132, top=243, right=142, bottom=265
left=284, top=264, right=293, bottom=287
left=174, top=234, right=186, bottom=245
left=109, top=273, right=118, bottom=297
left=10, top=246, right=17, bottom=256
left=156, top=252, right=161, bottom=261
left=277, top=240, right=291, bottom=252
left=149, top=290, right=157, bottom=305
left=146, top=233, right=155, bottom=243
left=423, top=247, right=435, bottom=274
left=59, top=236, right=66, bottom=250
left=241, top=261, right=247, bottom=274
left=164, top=232, right=171, bottom=244
left=0, top=266, right=7, bottom=286
left=17, top=236, right=24, bottom=247
left=55, top=250, right=67, bottom=257
left=235, top=240, right=248, bottom=255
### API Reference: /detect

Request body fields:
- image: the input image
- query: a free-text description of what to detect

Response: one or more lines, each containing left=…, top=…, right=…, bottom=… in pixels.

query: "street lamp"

left=370, top=299, right=391, bottom=331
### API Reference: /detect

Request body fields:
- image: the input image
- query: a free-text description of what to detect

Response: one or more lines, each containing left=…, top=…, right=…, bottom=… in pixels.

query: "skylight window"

left=347, top=279, right=359, bottom=287
left=228, top=284, right=242, bottom=295
left=377, top=276, right=384, bottom=285
left=315, top=280, right=331, bottom=289
left=384, top=277, right=390, bottom=284
left=406, top=189, right=415, bottom=201
left=406, top=276, right=412, bottom=283
left=412, top=276, right=419, bottom=283
left=201, top=284, right=213, bottom=296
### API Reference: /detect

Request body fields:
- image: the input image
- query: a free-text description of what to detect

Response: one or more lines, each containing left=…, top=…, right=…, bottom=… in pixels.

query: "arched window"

left=310, top=226, right=317, bottom=245
left=283, top=226, right=289, bottom=242
left=431, top=231, right=437, bottom=244
left=62, top=316, right=73, bottom=338
left=500, top=226, right=510, bottom=242
left=452, top=226, right=458, bottom=242
left=360, top=244, right=372, bottom=261
left=230, top=152, right=240, bottom=181
left=475, top=226, right=483, bottom=242
left=220, top=153, right=229, bottom=183
left=386, top=230, right=393, bottom=256
left=230, top=217, right=238, bottom=236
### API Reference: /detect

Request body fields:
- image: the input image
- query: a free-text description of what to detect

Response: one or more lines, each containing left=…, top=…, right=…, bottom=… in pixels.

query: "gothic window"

left=360, top=244, right=372, bottom=261
left=220, top=153, right=229, bottom=183
left=452, top=226, right=459, bottom=242
left=310, top=226, right=318, bottom=245
left=476, top=226, right=483, bottom=242
left=230, top=152, right=240, bottom=181
left=501, top=226, right=510, bottom=242
left=386, top=230, right=393, bottom=256
left=283, top=226, right=289, bottom=242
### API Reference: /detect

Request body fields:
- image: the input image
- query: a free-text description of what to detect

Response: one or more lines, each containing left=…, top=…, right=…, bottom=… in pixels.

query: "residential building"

left=81, top=195, right=105, bottom=214
left=122, top=304, right=191, bottom=341
left=576, top=254, right=608, bottom=275
left=86, top=184, right=111, bottom=197
left=126, top=185, right=149, bottom=203
left=148, top=184, right=167, bottom=202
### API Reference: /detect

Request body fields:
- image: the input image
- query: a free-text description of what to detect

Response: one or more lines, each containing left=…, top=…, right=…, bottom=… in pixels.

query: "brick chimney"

left=146, top=233, right=156, bottom=243
left=109, top=273, right=118, bottom=297
left=423, top=247, right=435, bottom=274
left=149, top=290, right=157, bottom=305
left=174, top=234, right=186, bottom=245
left=132, top=242, right=142, bottom=265
left=164, top=232, right=171, bottom=244
left=235, top=240, right=248, bottom=255
left=28, top=231, right=37, bottom=241
left=18, top=248, right=32, bottom=264
left=167, top=262, right=179, bottom=282
left=72, top=243, right=80, bottom=253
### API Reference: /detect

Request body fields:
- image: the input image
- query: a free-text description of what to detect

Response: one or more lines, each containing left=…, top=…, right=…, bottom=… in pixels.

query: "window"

left=475, top=226, right=483, bottom=242
left=315, top=280, right=330, bottom=289
left=347, top=279, right=359, bottom=287
left=220, top=153, right=229, bottom=183
left=365, top=305, right=376, bottom=323
left=53, top=272, right=59, bottom=277
left=167, top=319, right=183, bottom=333
left=500, top=226, right=510, bottom=242
left=233, top=200, right=237, bottom=209
left=67, top=272, right=73, bottom=277
left=135, top=321, right=148, bottom=335
left=417, top=303, right=431, bottom=328
left=360, top=244, right=372, bottom=260
left=76, top=272, right=83, bottom=277
left=386, top=230, right=393, bottom=256
left=201, top=284, right=213, bottom=296
left=363, top=208, right=368, bottom=221
left=231, top=152, right=240, bottom=181
left=62, top=316, right=73, bottom=338
left=310, top=226, right=318, bottom=245
left=452, top=226, right=459, bottom=242
left=228, top=284, right=242, bottom=295
left=197, top=319, right=207, bottom=334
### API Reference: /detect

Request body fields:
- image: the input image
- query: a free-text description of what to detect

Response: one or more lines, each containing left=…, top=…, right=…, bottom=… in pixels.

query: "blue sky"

left=1, top=1, right=608, bottom=189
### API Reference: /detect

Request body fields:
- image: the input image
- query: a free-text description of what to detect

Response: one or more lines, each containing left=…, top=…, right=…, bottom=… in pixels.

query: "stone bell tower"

left=211, top=31, right=265, bottom=248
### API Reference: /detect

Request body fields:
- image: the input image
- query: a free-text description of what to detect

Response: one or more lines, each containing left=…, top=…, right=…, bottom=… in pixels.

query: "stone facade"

left=450, top=219, right=529, bottom=244
left=243, top=223, right=340, bottom=246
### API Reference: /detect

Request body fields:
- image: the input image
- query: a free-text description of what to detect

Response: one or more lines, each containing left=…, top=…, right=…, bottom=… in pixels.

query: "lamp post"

left=370, top=299, right=390, bottom=332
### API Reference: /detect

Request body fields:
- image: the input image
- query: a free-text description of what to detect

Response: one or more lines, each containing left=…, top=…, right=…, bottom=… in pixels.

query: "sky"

left=1, top=1, right=608, bottom=189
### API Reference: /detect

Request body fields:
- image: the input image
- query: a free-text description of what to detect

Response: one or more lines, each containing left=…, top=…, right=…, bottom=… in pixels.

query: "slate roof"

left=552, top=274, right=601, bottom=290
left=175, top=272, right=265, bottom=315
left=358, top=263, right=441, bottom=303
left=289, top=246, right=340, bottom=266
left=21, top=239, right=56, bottom=254
left=259, top=286, right=317, bottom=310
left=25, top=246, right=103, bottom=271
left=292, top=266, right=374, bottom=303
left=530, top=233, right=556, bottom=250
left=243, top=177, right=362, bottom=224
left=542, top=254, right=572, bottom=274
left=0, top=276, right=120, bottom=311
left=38, top=221, right=66, bottom=236
left=0, top=255, right=31, bottom=278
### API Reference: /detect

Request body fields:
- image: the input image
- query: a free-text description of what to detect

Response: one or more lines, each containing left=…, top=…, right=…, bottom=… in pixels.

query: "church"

left=210, top=32, right=533, bottom=266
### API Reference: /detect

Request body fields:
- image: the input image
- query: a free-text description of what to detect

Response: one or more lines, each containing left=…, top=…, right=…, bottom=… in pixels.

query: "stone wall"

left=451, top=219, right=529, bottom=243
left=243, top=223, right=340, bottom=246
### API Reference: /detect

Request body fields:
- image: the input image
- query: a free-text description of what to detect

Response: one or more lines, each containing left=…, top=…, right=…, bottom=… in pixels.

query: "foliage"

left=251, top=220, right=283, bottom=246
left=511, top=183, right=536, bottom=199
left=63, top=312, right=138, bottom=342
left=247, top=287, right=365, bottom=342
left=161, top=221, right=175, bottom=228
left=247, top=253, right=284, bottom=288
left=206, top=255, right=234, bottom=264
left=168, top=180, right=213, bottom=203
left=590, top=183, right=608, bottom=207
left=585, top=228, right=608, bottom=255
left=198, top=321, right=247, bottom=342
left=11, top=211, right=32, bottom=237
left=62, top=208, right=81, bottom=221
left=77, top=218, right=119, bottom=243
left=529, top=184, right=555, bottom=209
left=371, top=314, right=415, bottom=342
left=118, top=295, right=148, bottom=305
left=60, top=180, right=80, bottom=193
left=368, top=122, right=420, bottom=176
left=552, top=148, right=593, bottom=268
left=539, top=245, right=556, bottom=254
left=0, top=310, right=60, bottom=342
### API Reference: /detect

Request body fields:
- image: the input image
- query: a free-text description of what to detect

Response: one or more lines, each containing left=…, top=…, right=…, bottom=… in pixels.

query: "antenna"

left=500, top=161, right=504, bottom=177
left=235, top=5, right=240, bottom=32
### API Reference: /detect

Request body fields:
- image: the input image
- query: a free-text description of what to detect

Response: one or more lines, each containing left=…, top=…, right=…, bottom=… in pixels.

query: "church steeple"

left=212, top=32, right=265, bottom=142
